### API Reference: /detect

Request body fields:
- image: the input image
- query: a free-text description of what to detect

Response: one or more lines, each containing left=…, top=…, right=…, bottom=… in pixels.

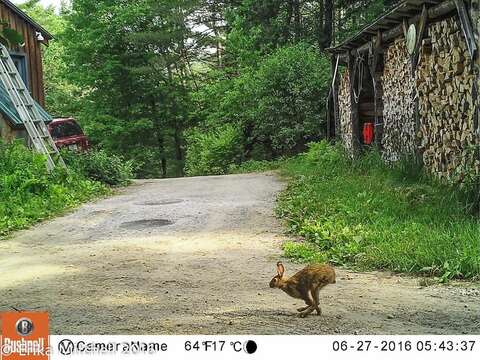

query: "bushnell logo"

left=1, top=311, right=49, bottom=359
left=16, top=317, right=35, bottom=336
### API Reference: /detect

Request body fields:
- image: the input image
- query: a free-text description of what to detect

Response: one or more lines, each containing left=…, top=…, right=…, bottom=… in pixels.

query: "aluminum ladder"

left=0, top=43, right=65, bottom=172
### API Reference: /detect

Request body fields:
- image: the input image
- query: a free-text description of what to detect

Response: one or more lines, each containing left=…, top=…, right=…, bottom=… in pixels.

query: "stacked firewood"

left=381, top=39, right=417, bottom=163
left=416, top=17, right=479, bottom=180
left=338, top=69, right=354, bottom=155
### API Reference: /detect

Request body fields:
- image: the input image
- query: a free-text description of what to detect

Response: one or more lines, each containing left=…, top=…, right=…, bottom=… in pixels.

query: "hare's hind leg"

left=297, top=301, right=311, bottom=312
left=299, top=291, right=316, bottom=318
left=313, top=284, right=327, bottom=315
left=313, top=286, right=322, bottom=315
left=297, top=296, right=313, bottom=312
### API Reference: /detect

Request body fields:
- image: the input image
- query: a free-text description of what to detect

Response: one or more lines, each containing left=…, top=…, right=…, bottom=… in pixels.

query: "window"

left=10, top=54, right=28, bottom=88
left=50, top=122, right=84, bottom=139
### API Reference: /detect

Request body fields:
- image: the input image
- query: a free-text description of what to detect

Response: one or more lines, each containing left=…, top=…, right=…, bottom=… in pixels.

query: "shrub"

left=0, top=141, right=107, bottom=235
left=248, top=44, right=330, bottom=157
left=62, top=149, right=134, bottom=186
left=192, top=43, right=330, bottom=161
left=184, top=124, right=244, bottom=176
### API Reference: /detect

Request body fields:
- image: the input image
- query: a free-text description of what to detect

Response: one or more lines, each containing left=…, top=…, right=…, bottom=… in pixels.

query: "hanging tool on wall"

left=352, top=53, right=365, bottom=103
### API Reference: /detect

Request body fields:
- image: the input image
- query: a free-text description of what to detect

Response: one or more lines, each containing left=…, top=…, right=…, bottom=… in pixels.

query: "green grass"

left=228, top=159, right=284, bottom=174
left=277, top=141, right=480, bottom=281
left=0, top=142, right=110, bottom=237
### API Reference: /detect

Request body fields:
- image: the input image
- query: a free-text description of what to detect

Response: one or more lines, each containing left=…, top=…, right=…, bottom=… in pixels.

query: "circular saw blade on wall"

left=406, top=24, right=416, bottom=55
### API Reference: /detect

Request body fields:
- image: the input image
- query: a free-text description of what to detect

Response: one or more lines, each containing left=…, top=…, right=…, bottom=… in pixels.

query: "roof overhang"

left=3, top=0, right=54, bottom=41
left=327, top=0, right=456, bottom=55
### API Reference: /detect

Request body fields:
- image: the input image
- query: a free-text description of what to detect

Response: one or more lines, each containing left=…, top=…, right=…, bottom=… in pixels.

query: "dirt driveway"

left=0, top=173, right=479, bottom=334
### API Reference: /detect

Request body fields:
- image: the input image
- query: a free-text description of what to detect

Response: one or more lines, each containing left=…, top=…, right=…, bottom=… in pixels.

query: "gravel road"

left=0, top=173, right=479, bottom=334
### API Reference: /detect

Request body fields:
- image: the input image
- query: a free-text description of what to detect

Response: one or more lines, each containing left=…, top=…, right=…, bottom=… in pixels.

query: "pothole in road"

left=141, top=199, right=184, bottom=206
left=120, top=219, right=174, bottom=230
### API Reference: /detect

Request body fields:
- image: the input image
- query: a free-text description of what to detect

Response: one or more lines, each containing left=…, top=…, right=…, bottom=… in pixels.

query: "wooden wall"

left=0, top=1, right=46, bottom=106
left=0, top=115, right=16, bottom=141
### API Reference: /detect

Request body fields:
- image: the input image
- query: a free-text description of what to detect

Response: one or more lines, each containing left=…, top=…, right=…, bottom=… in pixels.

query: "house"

left=327, top=0, right=480, bottom=181
left=0, top=0, right=52, bottom=143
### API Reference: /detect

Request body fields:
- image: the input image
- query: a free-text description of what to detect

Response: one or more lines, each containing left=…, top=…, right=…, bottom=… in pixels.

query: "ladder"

left=0, top=43, right=65, bottom=172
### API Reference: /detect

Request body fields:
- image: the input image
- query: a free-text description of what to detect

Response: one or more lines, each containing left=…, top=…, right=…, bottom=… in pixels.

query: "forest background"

left=18, top=0, right=395, bottom=178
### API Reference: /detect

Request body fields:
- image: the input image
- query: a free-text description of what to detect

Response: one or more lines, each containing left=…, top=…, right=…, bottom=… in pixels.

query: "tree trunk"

left=285, top=0, right=294, bottom=41
left=151, top=99, right=168, bottom=178
left=174, top=123, right=184, bottom=176
left=323, top=0, right=333, bottom=49
left=316, top=0, right=325, bottom=49
left=157, top=132, right=167, bottom=178
left=243, top=123, right=255, bottom=159
left=293, top=0, right=302, bottom=41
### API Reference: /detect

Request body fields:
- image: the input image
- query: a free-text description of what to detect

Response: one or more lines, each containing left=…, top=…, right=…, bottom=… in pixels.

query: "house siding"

left=0, top=1, right=46, bottom=106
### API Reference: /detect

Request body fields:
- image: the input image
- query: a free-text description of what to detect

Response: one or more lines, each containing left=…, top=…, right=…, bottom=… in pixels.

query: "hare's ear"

left=277, top=262, right=285, bottom=277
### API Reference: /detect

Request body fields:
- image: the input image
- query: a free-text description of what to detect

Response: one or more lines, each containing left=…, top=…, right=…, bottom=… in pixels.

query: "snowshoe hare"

left=269, top=261, right=336, bottom=317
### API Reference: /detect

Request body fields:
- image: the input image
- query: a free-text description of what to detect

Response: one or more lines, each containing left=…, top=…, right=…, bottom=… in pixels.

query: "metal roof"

left=2, top=0, right=54, bottom=40
left=327, top=0, right=449, bottom=53
left=0, top=81, right=52, bottom=128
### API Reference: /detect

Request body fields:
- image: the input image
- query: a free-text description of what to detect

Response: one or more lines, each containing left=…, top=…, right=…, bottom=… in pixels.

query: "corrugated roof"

left=2, top=0, right=54, bottom=40
left=0, top=81, right=52, bottom=128
left=327, top=0, right=448, bottom=53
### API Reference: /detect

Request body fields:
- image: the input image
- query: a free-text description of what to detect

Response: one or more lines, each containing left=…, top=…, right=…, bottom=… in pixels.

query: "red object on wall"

left=363, top=122, right=374, bottom=145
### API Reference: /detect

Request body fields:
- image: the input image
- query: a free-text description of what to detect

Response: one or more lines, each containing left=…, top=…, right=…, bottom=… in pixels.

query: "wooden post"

left=454, top=0, right=477, bottom=59
left=348, top=53, right=361, bottom=157
left=473, top=0, right=480, bottom=216
left=326, top=87, right=332, bottom=140
left=326, top=55, right=334, bottom=140
left=473, top=0, right=480, bottom=204
left=368, top=50, right=378, bottom=148
left=330, top=55, right=341, bottom=140
left=412, top=5, right=429, bottom=71
left=372, top=31, right=383, bottom=150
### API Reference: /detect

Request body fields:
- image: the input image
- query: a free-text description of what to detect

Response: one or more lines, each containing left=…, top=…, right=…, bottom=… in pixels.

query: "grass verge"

left=228, top=159, right=284, bottom=174
left=0, top=142, right=110, bottom=237
left=276, top=141, right=480, bottom=281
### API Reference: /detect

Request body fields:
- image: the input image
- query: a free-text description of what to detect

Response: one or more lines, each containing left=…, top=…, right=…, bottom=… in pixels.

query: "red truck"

left=48, top=117, right=90, bottom=151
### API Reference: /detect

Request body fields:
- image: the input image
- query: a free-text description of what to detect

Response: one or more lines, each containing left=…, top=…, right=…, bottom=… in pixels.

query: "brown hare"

left=269, top=261, right=336, bottom=317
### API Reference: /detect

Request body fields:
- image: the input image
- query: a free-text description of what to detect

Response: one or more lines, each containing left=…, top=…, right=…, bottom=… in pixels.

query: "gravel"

left=0, top=173, right=479, bottom=334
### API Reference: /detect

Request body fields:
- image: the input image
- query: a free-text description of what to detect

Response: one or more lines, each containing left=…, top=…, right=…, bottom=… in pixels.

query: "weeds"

left=228, top=159, right=284, bottom=174
left=62, top=149, right=134, bottom=186
left=277, top=141, right=480, bottom=280
left=0, top=142, right=109, bottom=236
